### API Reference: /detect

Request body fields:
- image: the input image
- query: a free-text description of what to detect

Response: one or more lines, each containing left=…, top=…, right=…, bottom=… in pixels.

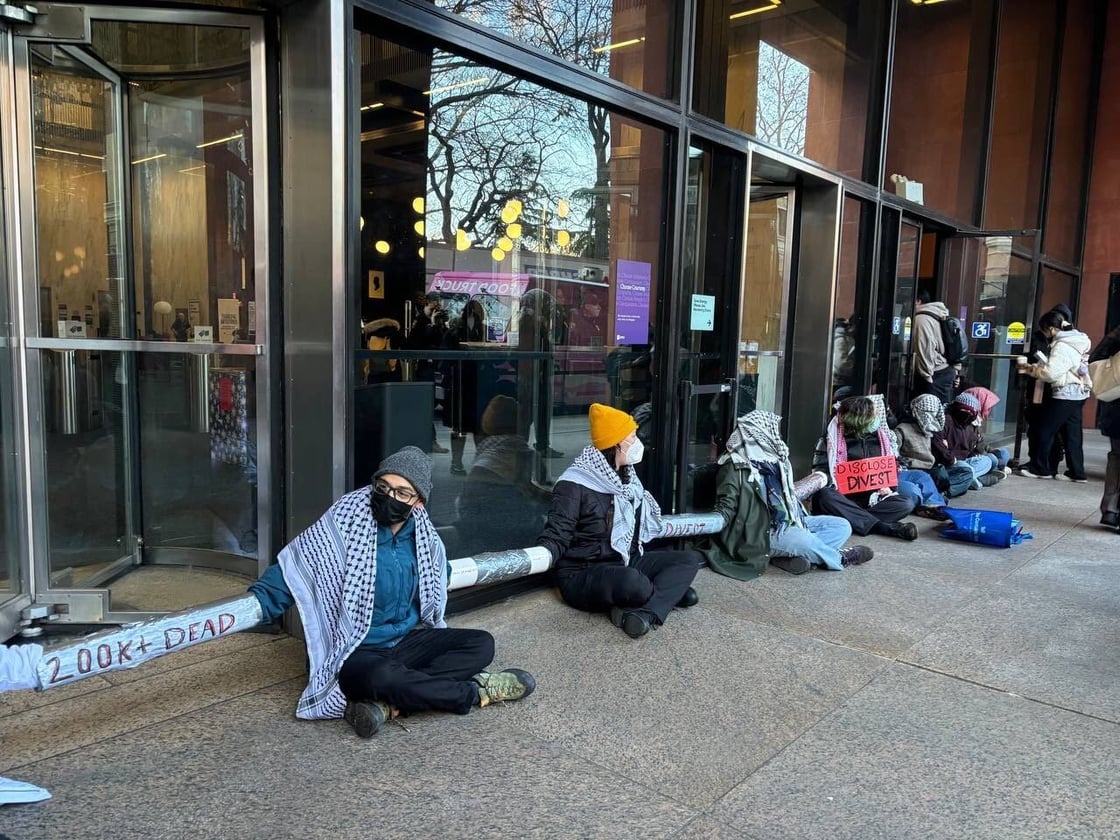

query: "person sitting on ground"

left=959, top=386, right=1012, bottom=485
left=709, top=411, right=873, bottom=576
left=935, top=393, right=1009, bottom=489
left=538, top=403, right=701, bottom=639
left=249, top=446, right=536, bottom=738
left=897, top=394, right=976, bottom=500
left=811, top=395, right=919, bottom=540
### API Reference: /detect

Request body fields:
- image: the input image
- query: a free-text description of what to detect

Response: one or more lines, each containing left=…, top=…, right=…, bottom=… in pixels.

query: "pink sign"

left=428, top=272, right=531, bottom=298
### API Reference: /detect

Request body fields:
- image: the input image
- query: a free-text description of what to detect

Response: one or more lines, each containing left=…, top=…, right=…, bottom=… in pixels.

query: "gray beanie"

left=372, top=446, right=433, bottom=502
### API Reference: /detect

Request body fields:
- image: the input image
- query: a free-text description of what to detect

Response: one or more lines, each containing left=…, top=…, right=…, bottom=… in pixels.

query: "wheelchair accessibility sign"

left=970, top=321, right=991, bottom=340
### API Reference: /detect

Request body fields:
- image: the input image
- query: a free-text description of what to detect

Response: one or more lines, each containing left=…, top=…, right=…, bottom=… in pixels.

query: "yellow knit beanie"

left=589, top=403, right=637, bottom=450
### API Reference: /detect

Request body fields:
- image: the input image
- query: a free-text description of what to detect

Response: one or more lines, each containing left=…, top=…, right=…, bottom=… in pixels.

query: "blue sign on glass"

left=971, top=321, right=991, bottom=340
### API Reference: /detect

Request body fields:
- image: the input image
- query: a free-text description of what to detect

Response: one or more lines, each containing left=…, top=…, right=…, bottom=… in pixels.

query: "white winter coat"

left=1027, top=329, right=1091, bottom=400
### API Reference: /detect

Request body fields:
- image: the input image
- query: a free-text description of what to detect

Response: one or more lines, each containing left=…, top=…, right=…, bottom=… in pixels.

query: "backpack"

left=918, top=311, right=969, bottom=365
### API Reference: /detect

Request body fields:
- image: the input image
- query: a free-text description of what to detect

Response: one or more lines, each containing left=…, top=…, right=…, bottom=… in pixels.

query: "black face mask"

left=371, top=490, right=415, bottom=524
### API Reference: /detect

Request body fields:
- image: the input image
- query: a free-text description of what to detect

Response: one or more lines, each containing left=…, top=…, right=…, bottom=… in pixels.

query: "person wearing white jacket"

left=1018, top=310, right=1092, bottom=481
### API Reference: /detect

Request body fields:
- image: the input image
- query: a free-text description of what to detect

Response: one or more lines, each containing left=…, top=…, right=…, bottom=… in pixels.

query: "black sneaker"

left=839, top=545, right=874, bottom=566
left=889, top=522, right=919, bottom=541
left=770, top=556, right=811, bottom=575
left=609, top=606, right=652, bottom=638
left=915, top=505, right=952, bottom=521
left=675, top=587, right=699, bottom=609
left=344, top=700, right=391, bottom=739
left=1101, top=512, right=1119, bottom=528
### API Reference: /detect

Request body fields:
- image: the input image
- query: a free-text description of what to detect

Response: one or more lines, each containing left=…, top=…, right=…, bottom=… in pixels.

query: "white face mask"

left=625, top=438, right=644, bottom=465
left=467, top=315, right=477, bottom=327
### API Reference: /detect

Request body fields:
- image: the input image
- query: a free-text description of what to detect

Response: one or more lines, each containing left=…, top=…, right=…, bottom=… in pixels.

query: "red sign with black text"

left=835, top=456, right=898, bottom=495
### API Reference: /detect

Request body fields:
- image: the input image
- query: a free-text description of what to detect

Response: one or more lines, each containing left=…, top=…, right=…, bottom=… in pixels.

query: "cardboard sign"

left=835, top=456, right=898, bottom=495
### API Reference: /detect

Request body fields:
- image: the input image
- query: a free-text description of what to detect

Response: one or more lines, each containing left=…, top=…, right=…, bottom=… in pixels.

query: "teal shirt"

left=249, top=518, right=422, bottom=649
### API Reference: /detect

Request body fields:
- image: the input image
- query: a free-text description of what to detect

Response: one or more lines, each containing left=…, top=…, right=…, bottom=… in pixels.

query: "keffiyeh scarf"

left=558, top=445, right=663, bottom=564
left=278, top=486, right=447, bottom=720
left=720, top=411, right=805, bottom=531
left=826, top=394, right=897, bottom=485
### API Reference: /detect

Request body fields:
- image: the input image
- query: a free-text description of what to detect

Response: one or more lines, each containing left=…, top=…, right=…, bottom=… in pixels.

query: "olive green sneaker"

left=473, top=668, right=537, bottom=707
left=343, top=700, right=392, bottom=738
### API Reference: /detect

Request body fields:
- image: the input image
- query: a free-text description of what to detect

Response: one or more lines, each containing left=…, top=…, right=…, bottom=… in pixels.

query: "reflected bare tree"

left=755, top=41, right=810, bottom=156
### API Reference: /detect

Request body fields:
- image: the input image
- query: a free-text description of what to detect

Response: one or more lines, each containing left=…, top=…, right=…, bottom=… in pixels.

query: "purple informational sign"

left=613, top=259, right=652, bottom=345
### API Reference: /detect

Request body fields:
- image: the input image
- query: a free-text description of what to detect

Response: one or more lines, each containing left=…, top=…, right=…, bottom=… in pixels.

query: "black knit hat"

left=372, top=446, right=433, bottom=502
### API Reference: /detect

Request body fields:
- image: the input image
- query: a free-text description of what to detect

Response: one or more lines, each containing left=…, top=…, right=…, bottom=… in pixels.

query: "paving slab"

left=710, top=663, right=1120, bottom=840
left=903, top=533, right=1120, bottom=721
left=455, top=589, right=888, bottom=809
left=0, top=636, right=305, bottom=772
left=0, top=678, right=696, bottom=840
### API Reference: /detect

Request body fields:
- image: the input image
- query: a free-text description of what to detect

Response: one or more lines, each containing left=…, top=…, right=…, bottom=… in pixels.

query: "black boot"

left=450, top=433, right=466, bottom=475
left=675, top=587, right=699, bottom=608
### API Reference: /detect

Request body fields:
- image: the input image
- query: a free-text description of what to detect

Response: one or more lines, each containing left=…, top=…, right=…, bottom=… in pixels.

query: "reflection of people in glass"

left=248, top=447, right=536, bottom=738
left=442, top=299, right=486, bottom=474
left=567, top=289, right=603, bottom=347
left=538, top=404, right=701, bottom=639
left=171, top=310, right=191, bottom=342
left=516, top=289, right=562, bottom=458
left=362, top=317, right=402, bottom=384
left=457, top=395, right=549, bottom=553
left=831, top=316, right=855, bottom=392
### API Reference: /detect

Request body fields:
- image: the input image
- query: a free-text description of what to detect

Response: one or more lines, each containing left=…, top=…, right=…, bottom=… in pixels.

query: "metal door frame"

left=0, top=5, right=274, bottom=631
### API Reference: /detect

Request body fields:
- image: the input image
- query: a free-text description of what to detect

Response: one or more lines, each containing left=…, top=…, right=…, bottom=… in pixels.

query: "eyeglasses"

left=374, top=481, right=419, bottom=504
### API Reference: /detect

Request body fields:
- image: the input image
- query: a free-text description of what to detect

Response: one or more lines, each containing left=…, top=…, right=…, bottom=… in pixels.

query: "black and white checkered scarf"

left=558, top=445, right=663, bottom=564
left=278, top=486, right=447, bottom=720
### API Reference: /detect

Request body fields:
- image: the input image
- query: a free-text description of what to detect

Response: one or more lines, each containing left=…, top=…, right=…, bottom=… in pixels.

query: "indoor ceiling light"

left=730, top=0, right=781, bottom=20
left=412, top=196, right=425, bottom=214
left=375, top=240, right=390, bottom=254
left=592, top=37, right=645, bottom=54
left=491, top=247, right=506, bottom=262
left=131, top=153, right=166, bottom=165
left=361, top=102, right=384, bottom=111
left=911, top=0, right=948, bottom=4
left=196, top=132, right=243, bottom=149
left=424, top=77, right=489, bottom=96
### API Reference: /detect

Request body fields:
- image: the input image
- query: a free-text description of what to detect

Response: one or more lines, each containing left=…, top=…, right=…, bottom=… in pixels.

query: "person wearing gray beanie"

left=246, top=444, right=536, bottom=737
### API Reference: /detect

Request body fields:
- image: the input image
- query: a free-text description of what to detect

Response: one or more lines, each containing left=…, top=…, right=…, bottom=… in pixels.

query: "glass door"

left=738, top=188, right=795, bottom=417
left=6, top=12, right=270, bottom=629
left=873, top=215, right=921, bottom=412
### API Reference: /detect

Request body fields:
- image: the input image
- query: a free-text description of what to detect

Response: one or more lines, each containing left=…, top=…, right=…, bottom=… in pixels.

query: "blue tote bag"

left=939, top=508, right=1033, bottom=548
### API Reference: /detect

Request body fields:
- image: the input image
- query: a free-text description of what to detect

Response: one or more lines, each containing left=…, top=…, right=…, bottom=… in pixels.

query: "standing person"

left=812, top=396, right=919, bottom=540
left=912, top=289, right=959, bottom=403
left=1017, top=311, right=1092, bottom=481
left=442, top=299, right=487, bottom=474
left=1089, top=324, right=1120, bottom=529
left=538, top=403, right=701, bottom=639
left=516, top=289, right=562, bottom=458
left=567, top=289, right=604, bottom=347
left=249, top=446, right=536, bottom=738
left=411, top=297, right=449, bottom=453
left=711, top=411, right=874, bottom=575
left=1026, top=304, right=1074, bottom=473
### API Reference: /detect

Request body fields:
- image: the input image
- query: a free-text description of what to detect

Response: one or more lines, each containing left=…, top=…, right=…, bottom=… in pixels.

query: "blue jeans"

left=769, top=515, right=852, bottom=571
left=897, top=470, right=948, bottom=508
left=961, top=454, right=996, bottom=486
left=989, top=447, right=1011, bottom=468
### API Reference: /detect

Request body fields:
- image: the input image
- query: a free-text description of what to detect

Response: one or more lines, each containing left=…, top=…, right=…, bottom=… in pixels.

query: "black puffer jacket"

left=1090, top=326, right=1120, bottom=438
left=538, top=480, right=640, bottom=571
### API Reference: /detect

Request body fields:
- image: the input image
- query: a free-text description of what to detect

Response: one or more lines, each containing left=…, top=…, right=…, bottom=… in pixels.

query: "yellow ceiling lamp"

left=412, top=197, right=425, bottom=214
left=375, top=240, right=390, bottom=254
left=506, top=222, right=522, bottom=238
left=491, top=247, right=506, bottom=262
left=557, top=198, right=570, bottom=219
left=910, top=0, right=948, bottom=4
left=500, top=200, right=521, bottom=225
left=592, top=37, right=645, bottom=54
left=413, top=220, right=425, bottom=236
left=730, top=0, right=781, bottom=20
left=497, top=236, right=514, bottom=252
left=556, top=230, right=571, bottom=247
left=455, top=228, right=472, bottom=251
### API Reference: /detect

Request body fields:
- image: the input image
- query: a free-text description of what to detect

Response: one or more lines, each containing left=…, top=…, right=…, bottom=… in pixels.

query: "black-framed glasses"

left=374, top=481, right=419, bottom=504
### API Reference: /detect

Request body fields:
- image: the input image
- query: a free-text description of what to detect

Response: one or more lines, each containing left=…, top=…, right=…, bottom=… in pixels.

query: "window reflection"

left=886, top=1, right=990, bottom=222
left=831, top=197, right=867, bottom=401
left=433, top=0, right=682, bottom=100
left=695, top=0, right=885, bottom=178
left=356, top=30, right=666, bottom=556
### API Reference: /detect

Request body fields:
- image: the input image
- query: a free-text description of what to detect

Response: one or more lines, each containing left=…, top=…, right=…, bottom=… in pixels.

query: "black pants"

left=337, top=628, right=494, bottom=715
left=556, top=549, right=701, bottom=624
left=1026, top=399, right=1085, bottom=478
left=813, top=486, right=915, bottom=536
left=914, top=366, right=957, bottom=405
left=1026, top=391, right=1066, bottom=472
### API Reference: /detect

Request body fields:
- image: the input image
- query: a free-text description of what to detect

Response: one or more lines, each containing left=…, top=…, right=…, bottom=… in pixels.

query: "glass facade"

left=886, top=0, right=991, bottom=222
left=984, top=0, right=1058, bottom=231
left=355, top=28, right=667, bottom=556
left=1044, top=0, right=1095, bottom=264
left=694, top=0, right=886, bottom=178
left=435, top=0, right=684, bottom=100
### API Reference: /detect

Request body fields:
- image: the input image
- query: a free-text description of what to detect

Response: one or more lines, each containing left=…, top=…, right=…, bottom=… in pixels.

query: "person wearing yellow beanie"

left=536, top=404, right=701, bottom=639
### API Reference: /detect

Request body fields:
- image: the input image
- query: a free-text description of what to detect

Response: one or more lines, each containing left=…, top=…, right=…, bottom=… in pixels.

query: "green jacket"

left=700, top=461, right=770, bottom=581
